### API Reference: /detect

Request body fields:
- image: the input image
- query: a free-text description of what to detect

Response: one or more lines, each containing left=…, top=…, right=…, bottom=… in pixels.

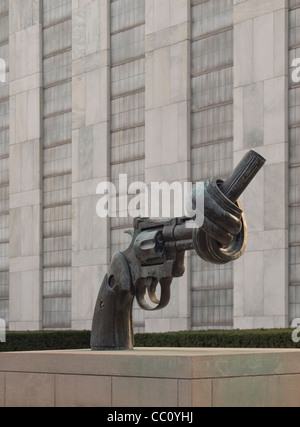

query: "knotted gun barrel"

left=175, top=149, right=266, bottom=264
left=91, top=150, right=265, bottom=351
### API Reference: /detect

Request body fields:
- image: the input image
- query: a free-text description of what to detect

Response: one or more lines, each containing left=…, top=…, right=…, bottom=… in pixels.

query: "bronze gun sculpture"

left=91, top=150, right=266, bottom=351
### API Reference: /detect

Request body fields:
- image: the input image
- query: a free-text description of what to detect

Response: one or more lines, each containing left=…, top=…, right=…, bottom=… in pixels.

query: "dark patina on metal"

left=91, top=150, right=266, bottom=351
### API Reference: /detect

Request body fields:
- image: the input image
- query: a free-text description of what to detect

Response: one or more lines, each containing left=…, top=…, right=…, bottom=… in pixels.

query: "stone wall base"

left=0, top=348, right=300, bottom=407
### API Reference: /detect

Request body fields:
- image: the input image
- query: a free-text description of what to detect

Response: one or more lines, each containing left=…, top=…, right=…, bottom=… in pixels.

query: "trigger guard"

left=136, top=277, right=172, bottom=311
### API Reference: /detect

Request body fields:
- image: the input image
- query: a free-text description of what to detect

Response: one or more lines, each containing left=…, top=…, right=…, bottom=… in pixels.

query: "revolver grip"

left=90, top=253, right=135, bottom=351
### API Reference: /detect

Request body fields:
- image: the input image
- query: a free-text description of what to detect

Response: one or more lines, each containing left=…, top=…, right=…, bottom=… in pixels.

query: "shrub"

left=0, top=329, right=299, bottom=352
left=134, top=329, right=300, bottom=349
left=0, top=330, right=91, bottom=352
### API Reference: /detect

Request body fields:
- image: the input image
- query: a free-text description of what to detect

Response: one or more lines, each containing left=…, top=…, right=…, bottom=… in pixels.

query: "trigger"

left=145, top=278, right=159, bottom=305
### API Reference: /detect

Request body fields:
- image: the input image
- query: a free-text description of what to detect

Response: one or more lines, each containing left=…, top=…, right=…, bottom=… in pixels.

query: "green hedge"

left=0, top=329, right=299, bottom=352
left=0, top=330, right=91, bottom=352
left=135, top=329, right=300, bottom=349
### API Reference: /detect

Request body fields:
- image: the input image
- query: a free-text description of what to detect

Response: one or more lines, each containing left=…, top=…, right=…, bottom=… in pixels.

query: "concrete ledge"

left=0, top=348, right=300, bottom=407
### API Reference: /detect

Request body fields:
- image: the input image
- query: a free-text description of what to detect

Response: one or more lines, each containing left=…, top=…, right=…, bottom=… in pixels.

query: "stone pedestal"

left=0, top=347, right=300, bottom=407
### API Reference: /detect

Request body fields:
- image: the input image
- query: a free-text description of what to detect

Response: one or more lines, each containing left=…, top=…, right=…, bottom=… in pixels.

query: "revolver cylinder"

left=134, top=229, right=165, bottom=265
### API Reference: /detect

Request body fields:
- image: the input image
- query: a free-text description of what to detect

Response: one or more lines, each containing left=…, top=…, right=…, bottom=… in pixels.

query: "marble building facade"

left=0, top=0, right=296, bottom=333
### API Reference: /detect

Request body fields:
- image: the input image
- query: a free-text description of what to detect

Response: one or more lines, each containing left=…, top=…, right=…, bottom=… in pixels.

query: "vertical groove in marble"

left=110, top=0, right=146, bottom=333
left=0, top=0, right=9, bottom=328
left=289, top=0, right=300, bottom=323
left=191, top=0, right=234, bottom=330
left=42, top=0, right=72, bottom=329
